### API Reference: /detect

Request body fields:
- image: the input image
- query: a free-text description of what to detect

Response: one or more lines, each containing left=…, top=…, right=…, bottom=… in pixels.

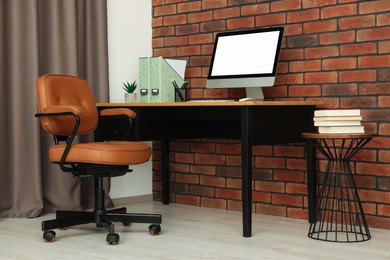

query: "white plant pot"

left=124, top=93, right=137, bottom=103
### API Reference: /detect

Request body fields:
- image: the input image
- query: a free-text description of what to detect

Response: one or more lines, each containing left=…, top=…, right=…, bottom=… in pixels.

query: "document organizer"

left=139, top=56, right=186, bottom=102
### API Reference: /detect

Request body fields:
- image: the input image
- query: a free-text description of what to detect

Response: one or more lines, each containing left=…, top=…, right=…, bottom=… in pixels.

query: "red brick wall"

left=151, top=0, right=390, bottom=229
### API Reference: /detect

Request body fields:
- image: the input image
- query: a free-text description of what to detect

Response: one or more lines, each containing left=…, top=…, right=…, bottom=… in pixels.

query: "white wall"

left=107, top=0, right=152, bottom=199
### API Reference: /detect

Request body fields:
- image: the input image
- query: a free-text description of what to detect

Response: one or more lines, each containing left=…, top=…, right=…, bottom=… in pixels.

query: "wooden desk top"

left=97, top=100, right=323, bottom=107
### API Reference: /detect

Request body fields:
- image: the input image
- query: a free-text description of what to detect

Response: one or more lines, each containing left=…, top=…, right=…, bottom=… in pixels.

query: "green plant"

left=123, top=81, right=137, bottom=93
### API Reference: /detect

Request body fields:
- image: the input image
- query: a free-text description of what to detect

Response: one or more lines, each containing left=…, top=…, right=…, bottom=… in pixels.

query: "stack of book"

left=314, top=109, right=364, bottom=134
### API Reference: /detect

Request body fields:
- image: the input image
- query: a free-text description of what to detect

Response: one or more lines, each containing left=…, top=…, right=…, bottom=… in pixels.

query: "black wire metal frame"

left=306, top=136, right=372, bottom=243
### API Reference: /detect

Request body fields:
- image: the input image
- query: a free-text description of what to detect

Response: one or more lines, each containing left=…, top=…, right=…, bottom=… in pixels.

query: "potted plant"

left=123, top=81, right=137, bottom=103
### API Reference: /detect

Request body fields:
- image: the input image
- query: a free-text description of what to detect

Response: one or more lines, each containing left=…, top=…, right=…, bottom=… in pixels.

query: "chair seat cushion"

left=49, top=141, right=151, bottom=165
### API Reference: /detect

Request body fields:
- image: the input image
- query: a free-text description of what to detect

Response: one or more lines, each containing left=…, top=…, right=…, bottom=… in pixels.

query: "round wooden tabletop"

left=302, top=133, right=377, bottom=139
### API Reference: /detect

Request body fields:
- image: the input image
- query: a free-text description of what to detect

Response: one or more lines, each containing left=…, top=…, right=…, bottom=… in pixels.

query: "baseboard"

left=112, top=194, right=153, bottom=206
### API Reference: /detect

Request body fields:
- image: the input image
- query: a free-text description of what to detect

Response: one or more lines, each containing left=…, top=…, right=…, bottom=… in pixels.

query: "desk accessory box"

left=139, top=57, right=186, bottom=102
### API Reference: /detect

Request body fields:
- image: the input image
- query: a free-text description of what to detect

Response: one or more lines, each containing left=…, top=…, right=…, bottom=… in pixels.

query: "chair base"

left=41, top=177, right=162, bottom=245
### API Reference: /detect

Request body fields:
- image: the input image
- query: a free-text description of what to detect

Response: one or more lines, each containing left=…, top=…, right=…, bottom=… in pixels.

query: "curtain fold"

left=0, top=0, right=110, bottom=218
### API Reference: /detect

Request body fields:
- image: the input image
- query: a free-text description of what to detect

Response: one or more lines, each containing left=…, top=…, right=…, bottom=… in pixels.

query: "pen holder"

left=172, top=81, right=187, bottom=102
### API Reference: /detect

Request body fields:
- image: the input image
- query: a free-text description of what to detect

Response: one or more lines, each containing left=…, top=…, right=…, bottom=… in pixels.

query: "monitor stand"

left=245, top=87, right=264, bottom=100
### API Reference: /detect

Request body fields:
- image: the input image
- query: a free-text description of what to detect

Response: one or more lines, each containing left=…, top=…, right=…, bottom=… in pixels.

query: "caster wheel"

left=148, top=224, right=161, bottom=236
left=43, top=230, right=56, bottom=242
left=106, top=233, right=120, bottom=245
left=123, top=222, right=132, bottom=227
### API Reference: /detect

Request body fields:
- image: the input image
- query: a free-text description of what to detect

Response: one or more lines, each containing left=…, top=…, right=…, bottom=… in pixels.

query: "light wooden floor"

left=1, top=201, right=389, bottom=260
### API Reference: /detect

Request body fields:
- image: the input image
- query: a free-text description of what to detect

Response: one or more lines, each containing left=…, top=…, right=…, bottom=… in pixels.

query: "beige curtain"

left=0, top=0, right=110, bottom=217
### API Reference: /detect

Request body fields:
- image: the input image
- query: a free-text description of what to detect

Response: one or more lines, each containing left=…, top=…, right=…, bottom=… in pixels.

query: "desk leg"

left=306, top=142, right=316, bottom=223
left=161, top=139, right=170, bottom=204
left=241, top=107, right=252, bottom=238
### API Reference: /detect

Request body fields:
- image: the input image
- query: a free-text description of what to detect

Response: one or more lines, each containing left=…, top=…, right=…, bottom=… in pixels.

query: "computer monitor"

left=206, top=27, right=284, bottom=100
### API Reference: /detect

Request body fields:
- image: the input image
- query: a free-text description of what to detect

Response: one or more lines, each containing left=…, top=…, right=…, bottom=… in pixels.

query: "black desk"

left=96, top=101, right=320, bottom=237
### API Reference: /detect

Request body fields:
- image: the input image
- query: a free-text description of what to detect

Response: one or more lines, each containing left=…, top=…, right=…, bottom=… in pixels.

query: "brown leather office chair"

left=35, top=74, right=161, bottom=245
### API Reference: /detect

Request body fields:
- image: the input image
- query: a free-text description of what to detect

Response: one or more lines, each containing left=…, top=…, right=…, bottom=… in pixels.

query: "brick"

left=152, top=38, right=164, bottom=48
left=379, top=150, right=390, bottom=163
left=190, top=56, right=210, bottom=67
left=339, top=70, right=376, bottom=82
left=287, top=208, right=308, bottom=220
left=305, top=46, right=339, bottom=59
left=256, top=13, right=286, bottom=27
left=153, top=47, right=176, bottom=57
left=176, top=24, right=200, bottom=35
left=288, top=35, right=319, bottom=48
left=341, top=96, right=377, bottom=108
left=359, top=189, right=390, bottom=204
left=280, top=49, right=304, bottom=61
left=154, top=4, right=177, bottom=17
left=255, top=157, right=285, bottom=169
left=253, top=191, right=271, bottom=203
left=153, top=26, right=175, bottom=37
left=359, top=0, right=390, bottom=14
left=189, top=185, right=215, bottom=197
left=378, top=177, right=390, bottom=191
left=175, top=173, right=199, bottom=184
left=357, top=27, right=390, bottom=42
left=379, top=96, right=390, bottom=108
left=227, top=17, right=254, bottom=29
left=354, top=175, right=377, bottom=189
left=164, top=14, right=187, bottom=26
left=283, top=24, right=303, bottom=36
left=274, top=170, right=305, bottom=182
left=274, top=74, right=304, bottom=85
left=214, top=7, right=240, bottom=19
left=289, top=85, right=321, bottom=97
left=287, top=9, right=320, bottom=23
left=177, top=46, right=201, bottom=56
left=216, top=143, right=241, bottom=154
left=364, top=111, right=390, bottom=122
left=379, top=123, right=390, bottom=135
left=176, top=194, right=200, bottom=206
left=201, top=197, right=226, bottom=209
left=152, top=17, right=163, bottom=27
left=304, top=19, right=337, bottom=34
left=241, top=3, right=269, bottom=16
left=175, top=152, right=194, bottom=163
left=303, top=0, right=336, bottom=8
left=200, top=175, right=226, bottom=187
left=228, top=0, right=257, bottom=6
left=227, top=200, right=242, bottom=211
left=379, top=41, right=390, bottom=54
left=320, top=31, right=355, bottom=45
left=358, top=55, right=390, bottom=69
left=216, top=166, right=241, bottom=178
left=356, top=162, right=390, bottom=177
left=323, top=83, right=358, bottom=96
left=263, top=86, right=287, bottom=97
left=289, top=60, right=321, bottom=72
left=227, top=178, right=241, bottom=189
left=305, top=72, right=338, bottom=84
left=215, top=188, right=241, bottom=200
left=178, top=1, right=202, bottom=13
left=165, top=36, right=189, bottom=47
left=188, top=11, right=213, bottom=23
left=170, top=141, right=190, bottom=152
left=321, top=4, right=357, bottom=19
left=366, top=215, right=390, bottom=229
left=255, top=203, right=286, bottom=216
left=340, top=42, right=377, bottom=56
left=202, top=0, right=227, bottom=10
left=274, top=145, right=304, bottom=157
left=271, top=0, right=301, bottom=12
left=272, top=194, right=303, bottom=207
left=322, top=57, right=357, bottom=70
left=378, top=13, right=390, bottom=26
left=286, top=183, right=307, bottom=195
left=339, top=15, right=375, bottom=30
left=226, top=155, right=241, bottom=166
left=189, top=33, right=214, bottom=45
left=170, top=162, right=190, bottom=173
left=379, top=69, right=390, bottom=81
left=255, top=181, right=285, bottom=192
left=195, top=153, right=225, bottom=165
left=378, top=205, right=390, bottom=216
left=286, top=158, right=307, bottom=170
left=200, top=20, right=226, bottom=32
left=190, top=142, right=215, bottom=153
left=204, top=88, right=230, bottom=99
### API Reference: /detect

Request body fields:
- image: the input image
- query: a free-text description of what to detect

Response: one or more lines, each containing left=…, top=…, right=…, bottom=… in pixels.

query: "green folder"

left=139, top=56, right=186, bottom=103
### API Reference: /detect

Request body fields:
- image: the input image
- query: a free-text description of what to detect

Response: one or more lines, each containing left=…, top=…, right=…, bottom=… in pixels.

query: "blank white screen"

left=210, top=31, right=280, bottom=76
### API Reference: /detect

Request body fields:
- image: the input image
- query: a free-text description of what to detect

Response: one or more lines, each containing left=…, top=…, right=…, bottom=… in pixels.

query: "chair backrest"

left=36, top=74, right=99, bottom=136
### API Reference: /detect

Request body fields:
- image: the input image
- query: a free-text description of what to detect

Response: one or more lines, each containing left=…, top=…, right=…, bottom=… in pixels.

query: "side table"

left=302, top=133, right=376, bottom=243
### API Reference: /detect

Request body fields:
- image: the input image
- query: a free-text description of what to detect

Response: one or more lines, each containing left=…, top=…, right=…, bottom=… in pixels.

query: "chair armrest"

left=43, top=105, right=85, bottom=115
left=99, top=108, right=136, bottom=119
